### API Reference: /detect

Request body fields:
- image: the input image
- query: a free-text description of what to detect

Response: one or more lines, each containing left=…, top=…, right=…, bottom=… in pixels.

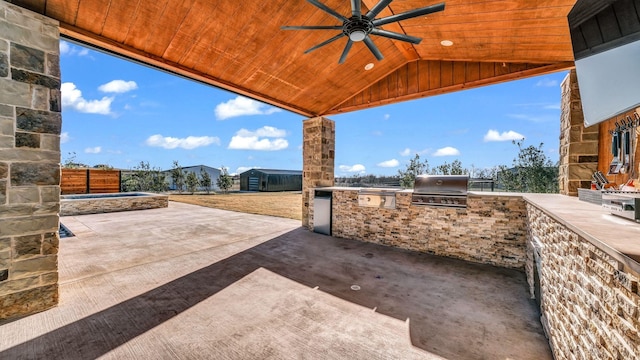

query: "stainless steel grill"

left=411, top=175, right=469, bottom=208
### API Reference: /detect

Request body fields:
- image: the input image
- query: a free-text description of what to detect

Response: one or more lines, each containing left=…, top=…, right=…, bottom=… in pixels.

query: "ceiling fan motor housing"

left=343, top=17, right=374, bottom=42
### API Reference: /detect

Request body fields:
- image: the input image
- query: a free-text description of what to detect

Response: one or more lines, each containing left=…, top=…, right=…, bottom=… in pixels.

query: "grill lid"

left=413, top=175, right=469, bottom=195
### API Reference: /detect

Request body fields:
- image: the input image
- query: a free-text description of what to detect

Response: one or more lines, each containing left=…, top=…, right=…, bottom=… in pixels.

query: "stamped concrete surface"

left=0, top=202, right=551, bottom=359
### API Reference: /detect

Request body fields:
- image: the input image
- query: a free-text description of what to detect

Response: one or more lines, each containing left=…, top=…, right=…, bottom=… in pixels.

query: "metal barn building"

left=239, top=169, right=302, bottom=192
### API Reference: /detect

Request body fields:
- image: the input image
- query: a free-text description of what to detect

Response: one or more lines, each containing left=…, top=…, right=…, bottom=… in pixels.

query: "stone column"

left=0, top=2, right=61, bottom=319
left=559, top=70, right=599, bottom=196
left=302, top=117, right=335, bottom=228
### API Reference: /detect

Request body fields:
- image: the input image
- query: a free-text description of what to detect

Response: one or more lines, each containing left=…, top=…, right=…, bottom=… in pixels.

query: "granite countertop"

left=523, top=193, right=640, bottom=272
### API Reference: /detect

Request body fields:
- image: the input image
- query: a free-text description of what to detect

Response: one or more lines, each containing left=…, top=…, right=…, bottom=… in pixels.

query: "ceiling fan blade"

left=370, top=28, right=422, bottom=44
left=350, top=0, right=362, bottom=19
left=304, top=33, right=346, bottom=54
left=373, top=2, right=445, bottom=26
left=282, top=25, right=343, bottom=30
left=307, top=0, right=348, bottom=22
left=363, top=36, right=384, bottom=61
left=365, top=0, right=392, bottom=20
left=339, top=40, right=354, bottom=64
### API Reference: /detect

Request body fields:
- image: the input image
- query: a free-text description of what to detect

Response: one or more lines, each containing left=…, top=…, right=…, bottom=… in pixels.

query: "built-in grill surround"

left=412, top=175, right=469, bottom=208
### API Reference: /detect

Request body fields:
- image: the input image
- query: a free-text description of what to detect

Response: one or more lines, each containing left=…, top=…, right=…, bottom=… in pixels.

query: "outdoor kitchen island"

left=309, top=187, right=640, bottom=360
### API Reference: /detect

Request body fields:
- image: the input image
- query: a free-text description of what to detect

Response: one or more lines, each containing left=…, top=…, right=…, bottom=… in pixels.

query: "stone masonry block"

left=0, top=78, right=30, bottom=107
left=16, top=107, right=61, bottom=134
left=12, top=234, right=42, bottom=259
left=568, top=164, right=599, bottom=180
left=45, top=53, right=59, bottom=78
left=0, top=276, right=40, bottom=295
left=568, top=141, right=598, bottom=156
left=0, top=180, right=5, bottom=204
left=0, top=118, right=13, bottom=136
left=0, top=104, right=12, bottom=117
left=10, top=255, right=57, bottom=279
left=0, top=135, right=13, bottom=148
left=11, top=69, right=60, bottom=89
left=42, top=232, right=58, bottom=255
left=0, top=22, right=59, bottom=54
left=31, top=85, right=49, bottom=110
left=10, top=162, right=60, bottom=186
left=0, top=51, right=8, bottom=77
left=15, top=131, right=40, bottom=148
left=0, top=148, right=60, bottom=162
left=0, top=39, right=7, bottom=51
left=0, top=161, right=8, bottom=178
left=49, top=88, right=60, bottom=112
left=0, top=237, right=9, bottom=252
left=0, top=284, right=58, bottom=320
left=10, top=43, right=44, bottom=73
left=39, top=134, right=59, bottom=152
left=39, top=186, right=59, bottom=203
left=0, top=215, right=58, bottom=237
left=8, top=186, right=39, bottom=204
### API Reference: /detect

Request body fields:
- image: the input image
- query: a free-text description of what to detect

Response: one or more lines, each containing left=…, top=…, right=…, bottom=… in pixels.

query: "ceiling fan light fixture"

left=350, top=30, right=367, bottom=42
left=440, top=40, right=454, bottom=46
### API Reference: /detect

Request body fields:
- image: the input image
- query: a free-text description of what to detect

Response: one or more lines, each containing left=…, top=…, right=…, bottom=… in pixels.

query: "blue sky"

left=60, top=40, right=565, bottom=176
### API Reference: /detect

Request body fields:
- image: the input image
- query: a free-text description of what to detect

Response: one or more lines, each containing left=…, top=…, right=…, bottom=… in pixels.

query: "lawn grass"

left=169, top=192, right=302, bottom=220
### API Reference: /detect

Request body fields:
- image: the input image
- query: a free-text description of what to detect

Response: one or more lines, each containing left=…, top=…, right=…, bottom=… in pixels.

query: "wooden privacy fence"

left=61, top=169, right=121, bottom=195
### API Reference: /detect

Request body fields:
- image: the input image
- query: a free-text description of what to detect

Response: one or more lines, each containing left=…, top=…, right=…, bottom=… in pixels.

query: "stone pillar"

left=559, top=70, right=599, bottom=196
left=0, top=2, right=61, bottom=320
left=302, top=117, right=335, bottom=228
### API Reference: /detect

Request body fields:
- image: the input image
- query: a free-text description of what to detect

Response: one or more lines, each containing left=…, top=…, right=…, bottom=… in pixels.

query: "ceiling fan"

left=282, top=0, right=445, bottom=64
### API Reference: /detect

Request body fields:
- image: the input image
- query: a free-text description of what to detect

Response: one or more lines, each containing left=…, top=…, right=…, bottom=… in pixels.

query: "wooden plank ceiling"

left=10, top=0, right=577, bottom=117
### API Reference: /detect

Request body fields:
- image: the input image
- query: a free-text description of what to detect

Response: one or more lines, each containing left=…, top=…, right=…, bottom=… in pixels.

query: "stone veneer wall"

left=302, top=117, right=335, bottom=229
left=60, top=193, right=169, bottom=216
left=327, top=190, right=527, bottom=269
left=526, top=204, right=639, bottom=360
left=0, top=2, right=61, bottom=319
left=559, top=70, right=599, bottom=196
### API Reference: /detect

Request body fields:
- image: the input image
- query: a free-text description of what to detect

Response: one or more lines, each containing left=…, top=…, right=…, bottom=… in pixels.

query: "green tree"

left=171, top=160, right=185, bottom=193
left=431, top=160, right=467, bottom=175
left=216, top=166, right=233, bottom=194
left=397, top=154, right=429, bottom=188
left=199, top=167, right=212, bottom=194
left=499, top=140, right=559, bottom=193
left=185, top=171, right=199, bottom=194
left=121, top=161, right=168, bottom=193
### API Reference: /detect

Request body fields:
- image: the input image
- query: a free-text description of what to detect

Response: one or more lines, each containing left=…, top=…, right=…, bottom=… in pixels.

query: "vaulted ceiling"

left=10, top=0, right=577, bottom=117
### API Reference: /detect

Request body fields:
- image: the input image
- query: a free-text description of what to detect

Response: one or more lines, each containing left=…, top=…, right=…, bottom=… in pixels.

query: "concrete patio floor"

left=0, top=202, right=551, bottom=359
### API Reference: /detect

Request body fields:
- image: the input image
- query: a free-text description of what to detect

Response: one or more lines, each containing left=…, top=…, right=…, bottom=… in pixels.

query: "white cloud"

left=98, top=80, right=138, bottom=93
left=507, top=113, right=555, bottom=123
left=235, top=166, right=260, bottom=174
left=236, top=126, right=286, bottom=138
left=400, top=148, right=429, bottom=156
left=377, top=159, right=399, bottom=168
left=84, top=146, right=101, bottom=154
left=543, top=103, right=561, bottom=110
left=372, top=130, right=383, bottom=136
left=483, top=129, right=525, bottom=142
left=228, top=126, right=289, bottom=151
left=214, top=96, right=282, bottom=120
left=535, top=78, right=558, bottom=87
left=433, top=147, right=460, bottom=157
left=384, top=114, right=390, bottom=120
left=145, top=134, right=221, bottom=150
left=339, top=164, right=366, bottom=173
left=61, top=82, right=113, bottom=115
left=59, top=41, right=89, bottom=56
left=59, top=41, right=70, bottom=55
left=60, top=132, right=70, bottom=144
